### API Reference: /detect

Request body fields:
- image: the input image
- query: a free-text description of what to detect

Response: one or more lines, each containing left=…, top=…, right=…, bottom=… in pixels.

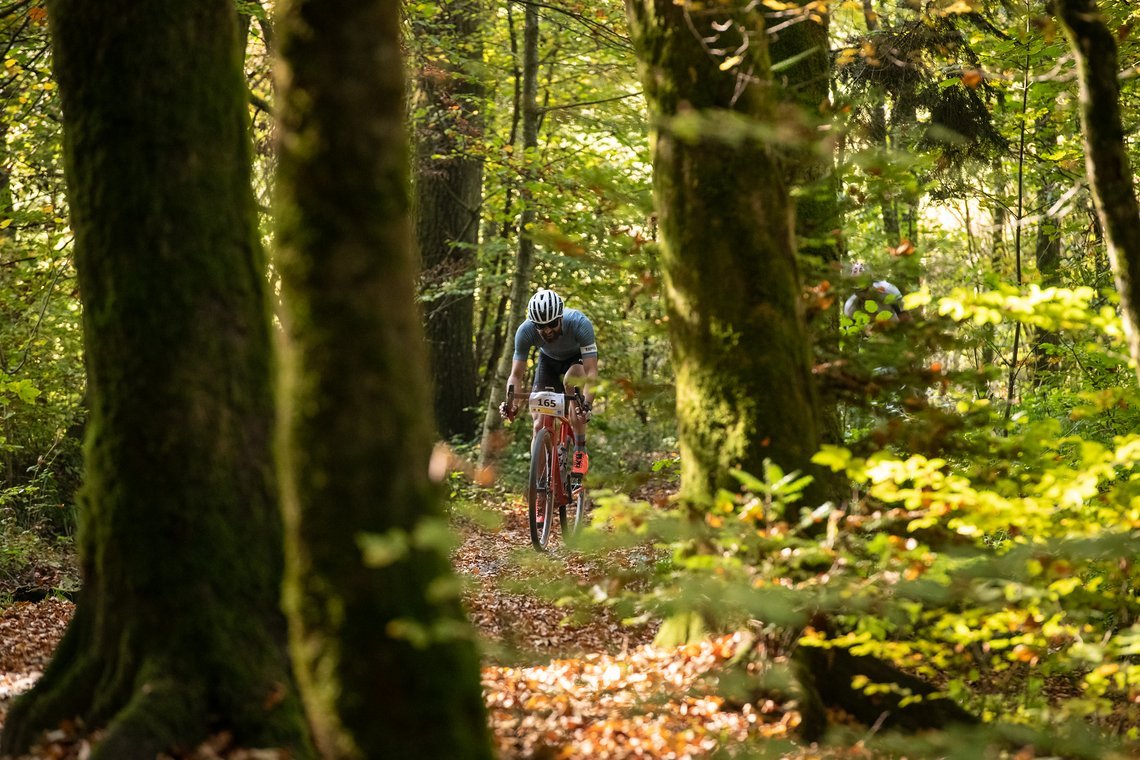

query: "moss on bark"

left=769, top=12, right=844, bottom=453
left=626, top=0, right=828, bottom=506
left=274, top=1, right=492, bottom=757
left=0, top=2, right=313, bottom=757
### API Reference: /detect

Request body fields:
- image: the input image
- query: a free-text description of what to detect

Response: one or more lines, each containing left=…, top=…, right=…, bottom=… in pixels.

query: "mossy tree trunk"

left=274, top=1, right=492, bottom=758
left=1057, top=0, right=1140, bottom=385
left=625, top=1, right=973, bottom=738
left=625, top=0, right=828, bottom=506
left=769, top=10, right=844, bottom=451
left=0, top=2, right=313, bottom=758
left=413, top=0, right=485, bottom=441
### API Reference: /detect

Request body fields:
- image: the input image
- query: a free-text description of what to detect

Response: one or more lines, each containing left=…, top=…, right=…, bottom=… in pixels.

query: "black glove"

left=579, top=399, right=593, bottom=422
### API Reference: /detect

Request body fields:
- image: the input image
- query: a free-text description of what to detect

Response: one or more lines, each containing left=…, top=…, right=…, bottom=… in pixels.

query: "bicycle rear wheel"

left=527, top=428, right=555, bottom=551
left=556, top=440, right=570, bottom=535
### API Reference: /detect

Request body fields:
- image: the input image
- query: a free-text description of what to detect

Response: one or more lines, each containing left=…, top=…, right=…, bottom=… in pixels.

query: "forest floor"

left=0, top=477, right=862, bottom=760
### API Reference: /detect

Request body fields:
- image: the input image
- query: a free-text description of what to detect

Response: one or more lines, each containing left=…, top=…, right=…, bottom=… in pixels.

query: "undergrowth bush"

left=572, top=286, right=1140, bottom=755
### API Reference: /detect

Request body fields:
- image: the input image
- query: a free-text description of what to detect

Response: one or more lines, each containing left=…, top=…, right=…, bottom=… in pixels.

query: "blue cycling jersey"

left=513, top=307, right=598, bottom=361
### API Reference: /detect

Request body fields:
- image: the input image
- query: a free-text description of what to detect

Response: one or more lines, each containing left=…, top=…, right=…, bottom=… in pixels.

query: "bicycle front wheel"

left=566, top=474, right=587, bottom=541
left=527, top=428, right=555, bottom=551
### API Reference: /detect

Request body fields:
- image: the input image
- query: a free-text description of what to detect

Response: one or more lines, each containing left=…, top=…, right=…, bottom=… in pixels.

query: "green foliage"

left=1, top=9, right=85, bottom=539
left=233, top=1, right=267, bottom=21
left=577, top=276, right=1140, bottom=749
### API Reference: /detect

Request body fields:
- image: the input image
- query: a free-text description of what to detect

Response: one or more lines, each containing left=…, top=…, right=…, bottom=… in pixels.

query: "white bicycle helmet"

left=527, top=288, right=564, bottom=325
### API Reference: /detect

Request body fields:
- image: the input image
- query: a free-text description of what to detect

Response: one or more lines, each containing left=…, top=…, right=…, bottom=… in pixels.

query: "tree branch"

left=539, top=90, right=642, bottom=113
left=513, top=0, right=632, bottom=50
left=1057, top=0, right=1140, bottom=382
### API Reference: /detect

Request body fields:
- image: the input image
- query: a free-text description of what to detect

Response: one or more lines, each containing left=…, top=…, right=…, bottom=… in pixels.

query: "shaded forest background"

left=0, top=0, right=1139, bottom=757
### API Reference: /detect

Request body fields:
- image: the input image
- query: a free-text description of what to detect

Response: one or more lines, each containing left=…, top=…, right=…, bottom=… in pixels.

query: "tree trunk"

left=0, top=2, right=312, bottom=758
left=794, top=644, right=979, bottom=741
left=624, top=5, right=971, bottom=738
left=980, top=178, right=1006, bottom=377
left=1032, top=176, right=1062, bottom=380
left=860, top=1, right=901, bottom=248
left=413, top=0, right=485, bottom=441
left=274, top=0, right=492, bottom=758
left=478, top=0, right=540, bottom=469
left=769, top=10, right=844, bottom=451
left=1057, top=0, right=1140, bottom=384
left=474, top=2, right=522, bottom=404
left=625, top=0, right=828, bottom=506
left=0, top=115, right=12, bottom=245
left=0, top=112, right=12, bottom=485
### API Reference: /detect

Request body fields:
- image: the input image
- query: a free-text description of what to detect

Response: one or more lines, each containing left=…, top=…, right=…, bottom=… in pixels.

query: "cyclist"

left=500, top=288, right=597, bottom=474
left=844, top=262, right=911, bottom=325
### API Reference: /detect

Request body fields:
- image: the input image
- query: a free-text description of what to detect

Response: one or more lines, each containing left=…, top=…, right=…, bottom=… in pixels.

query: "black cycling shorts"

left=533, top=351, right=583, bottom=394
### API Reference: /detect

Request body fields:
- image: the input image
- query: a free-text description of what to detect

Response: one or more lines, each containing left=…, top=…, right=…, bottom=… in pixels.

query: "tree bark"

left=770, top=11, right=837, bottom=267
left=274, top=0, right=492, bottom=757
left=860, top=1, right=901, bottom=248
left=795, top=644, right=979, bottom=741
left=0, top=2, right=312, bottom=757
left=1032, top=174, right=1062, bottom=380
left=413, top=0, right=485, bottom=441
left=1057, top=0, right=1140, bottom=383
left=769, top=9, right=844, bottom=451
left=624, top=0, right=828, bottom=506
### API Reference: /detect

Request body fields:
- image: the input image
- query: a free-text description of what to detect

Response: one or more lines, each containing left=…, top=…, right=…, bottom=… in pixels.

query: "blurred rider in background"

left=844, top=261, right=911, bottom=326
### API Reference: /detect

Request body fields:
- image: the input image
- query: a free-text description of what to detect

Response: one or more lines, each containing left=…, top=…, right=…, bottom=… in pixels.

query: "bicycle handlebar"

left=502, top=384, right=591, bottom=422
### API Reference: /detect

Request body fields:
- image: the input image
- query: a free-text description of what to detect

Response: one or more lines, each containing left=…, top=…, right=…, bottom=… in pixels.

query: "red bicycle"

left=505, top=384, right=590, bottom=551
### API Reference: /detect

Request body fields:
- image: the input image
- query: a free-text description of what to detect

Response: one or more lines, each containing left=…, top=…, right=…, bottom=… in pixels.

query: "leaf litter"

left=0, top=487, right=814, bottom=759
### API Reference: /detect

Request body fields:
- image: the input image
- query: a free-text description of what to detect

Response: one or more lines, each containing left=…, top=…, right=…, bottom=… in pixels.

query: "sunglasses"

left=535, top=318, right=562, bottom=331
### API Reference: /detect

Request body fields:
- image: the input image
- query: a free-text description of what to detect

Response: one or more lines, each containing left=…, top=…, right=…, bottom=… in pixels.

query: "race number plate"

left=529, top=391, right=565, bottom=417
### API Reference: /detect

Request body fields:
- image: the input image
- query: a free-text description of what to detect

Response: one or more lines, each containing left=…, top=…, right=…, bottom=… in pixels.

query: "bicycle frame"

left=507, top=384, right=588, bottom=550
